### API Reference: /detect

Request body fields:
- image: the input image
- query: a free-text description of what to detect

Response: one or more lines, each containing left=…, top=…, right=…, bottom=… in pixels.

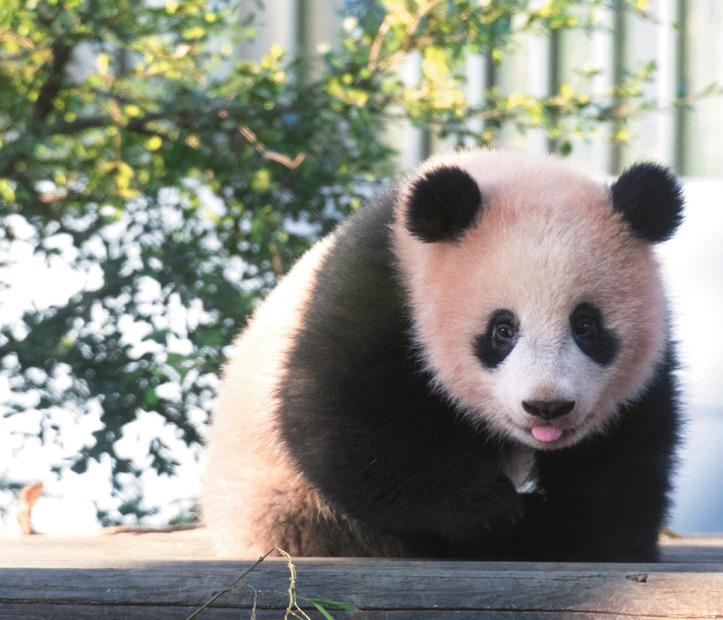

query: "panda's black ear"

left=405, top=166, right=483, bottom=243
left=611, top=163, right=684, bottom=243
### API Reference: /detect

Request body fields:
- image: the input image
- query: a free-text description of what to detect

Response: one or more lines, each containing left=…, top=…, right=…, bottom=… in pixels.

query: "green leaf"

left=182, top=26, right=206, bottom=40
left=303, top=597, right=360, bottom=619
left=146, top=135, right=163, bottom=151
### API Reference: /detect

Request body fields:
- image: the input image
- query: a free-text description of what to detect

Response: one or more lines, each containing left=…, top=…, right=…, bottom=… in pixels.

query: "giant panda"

left=201, top=149, right=684, bottom=561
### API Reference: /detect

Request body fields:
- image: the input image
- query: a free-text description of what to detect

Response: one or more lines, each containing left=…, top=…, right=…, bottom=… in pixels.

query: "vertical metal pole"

left=526, top=32, right=552, bottom=154
left=591, top=6, right=614, bottom=174
left=547, top=30, right=561, bottom=154
left=673, top=0, right=687, bottom=174
left=401, top=51, right=426, bottom=169
left=656, top=0, right=679, bottom=169
left=610, top=0, right=626, bottom=174
left=464, top=52, right=486, bottom=146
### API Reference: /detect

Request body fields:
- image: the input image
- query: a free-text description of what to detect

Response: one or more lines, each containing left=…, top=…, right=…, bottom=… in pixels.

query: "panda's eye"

left=572, top=317, right=597, bottom=338
left=474, top=309, right=519, bottom=369
left=494, top=323, right=517, bottom=341
left=570, top=302, right=619, bottom=366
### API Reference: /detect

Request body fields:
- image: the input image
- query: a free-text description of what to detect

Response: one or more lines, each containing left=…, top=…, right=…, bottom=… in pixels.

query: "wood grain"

left=0, top=530, right=720, bottom=619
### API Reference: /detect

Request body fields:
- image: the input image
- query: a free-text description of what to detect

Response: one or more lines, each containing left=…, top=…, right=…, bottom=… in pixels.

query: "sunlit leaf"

left=146, top=136, right=163, bottom=151
left=96, top=53, right=109, bottom=76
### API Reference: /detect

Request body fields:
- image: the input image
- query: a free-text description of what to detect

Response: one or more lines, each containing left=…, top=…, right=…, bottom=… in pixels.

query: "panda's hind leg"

left=252, top=486, right=408, bottom=557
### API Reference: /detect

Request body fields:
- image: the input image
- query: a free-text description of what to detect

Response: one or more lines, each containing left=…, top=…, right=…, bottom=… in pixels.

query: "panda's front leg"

left=281, top=351, right=529, bottom=550
left=527, top=439, right=674, bottom=562
left=374, top=452, right=527, bottom=542
left=312, top=426, right=527, bottom=545
left=512, top=351, right=680, bottom=562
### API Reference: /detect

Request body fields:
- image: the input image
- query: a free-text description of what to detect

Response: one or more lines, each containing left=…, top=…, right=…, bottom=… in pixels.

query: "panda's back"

left=200, top=217, right=338, bottom=555
left=201, top=190, right=420, bottom=556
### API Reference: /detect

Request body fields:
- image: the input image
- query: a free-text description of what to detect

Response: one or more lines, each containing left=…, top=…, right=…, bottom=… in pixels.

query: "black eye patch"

left=474, top=309, right=519, bottom=369
left=569, top=302, right=619, bottom=366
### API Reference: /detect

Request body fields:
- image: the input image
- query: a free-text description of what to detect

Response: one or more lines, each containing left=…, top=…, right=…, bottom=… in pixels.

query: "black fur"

left=570, top=302, right=619, bottom=366
left=405, top=166, right=483, bottom=242
left=611, top=163, right=684, bottom=243
left=279, top=194, right=522, bottom=546
left=277, top=188, right=681, bottom=561
left=517, top=347, right=680, bottom=562
left=474, top=309, right=519, bottom=369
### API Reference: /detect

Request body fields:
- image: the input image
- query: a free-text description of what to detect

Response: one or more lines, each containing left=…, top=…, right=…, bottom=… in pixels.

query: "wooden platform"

left=1, top=529, right=722, bottom=618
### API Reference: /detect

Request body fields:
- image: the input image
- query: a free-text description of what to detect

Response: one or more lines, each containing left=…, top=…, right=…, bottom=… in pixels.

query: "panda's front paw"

left=436, top=469, right=524, bottom=540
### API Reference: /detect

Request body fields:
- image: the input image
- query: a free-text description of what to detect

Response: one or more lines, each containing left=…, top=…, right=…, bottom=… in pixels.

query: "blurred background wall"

left=241, top=0, right=723, bottom=177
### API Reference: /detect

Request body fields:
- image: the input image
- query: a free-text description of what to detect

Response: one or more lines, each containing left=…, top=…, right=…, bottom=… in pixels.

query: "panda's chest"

left=497, top=446, right=537, bottom=493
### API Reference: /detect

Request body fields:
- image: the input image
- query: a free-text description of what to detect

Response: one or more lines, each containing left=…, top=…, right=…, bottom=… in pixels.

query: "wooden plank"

left=0, top=605, right=701, bottom=620
left=2, top=529, right=722, bottom=568
left=0, top=529, right=214, bottom=569
left=1, top=562, right=722, bottom=618
left=0, top=531, right=721, bottom=619
left=0, top=605, right=243, bottom=619
left=1, top=558, right=722, bottom=618
left=659, top=534, right=723, bottom=563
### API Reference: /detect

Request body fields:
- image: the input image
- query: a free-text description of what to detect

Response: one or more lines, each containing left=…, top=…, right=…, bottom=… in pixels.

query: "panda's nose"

left=522, top=400, right=575, bottom=420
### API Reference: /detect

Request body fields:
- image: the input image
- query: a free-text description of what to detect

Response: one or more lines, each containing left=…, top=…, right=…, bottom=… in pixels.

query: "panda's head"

left=393, top=150, right=683, bottom=450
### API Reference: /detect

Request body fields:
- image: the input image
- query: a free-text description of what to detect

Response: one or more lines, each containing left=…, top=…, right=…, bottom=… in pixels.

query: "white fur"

left=497, top=445, right=537, bottom=492
left=201, top=234, right=336, bottom=556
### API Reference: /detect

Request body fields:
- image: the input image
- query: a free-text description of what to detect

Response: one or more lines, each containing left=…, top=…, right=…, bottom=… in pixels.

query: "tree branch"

left=30, top=39, right=74, bottom=130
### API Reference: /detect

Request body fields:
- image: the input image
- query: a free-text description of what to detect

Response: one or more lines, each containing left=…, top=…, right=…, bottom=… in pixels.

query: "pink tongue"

left=531, top=426, right=562, bottom=442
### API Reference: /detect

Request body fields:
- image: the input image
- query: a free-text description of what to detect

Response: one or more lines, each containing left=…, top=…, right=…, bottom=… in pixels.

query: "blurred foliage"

left=1, top=0, right=658, bottom=522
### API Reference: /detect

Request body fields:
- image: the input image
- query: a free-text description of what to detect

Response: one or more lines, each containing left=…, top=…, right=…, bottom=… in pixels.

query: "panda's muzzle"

left=522, top=399, right=575, bottom=420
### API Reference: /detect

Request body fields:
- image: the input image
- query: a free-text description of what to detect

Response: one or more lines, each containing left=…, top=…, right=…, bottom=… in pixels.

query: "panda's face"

left=405, top=203, right=665, bottom=451
left=473, top=300, right=620, bottom=448
left=394, top=150, right=678, bottom=450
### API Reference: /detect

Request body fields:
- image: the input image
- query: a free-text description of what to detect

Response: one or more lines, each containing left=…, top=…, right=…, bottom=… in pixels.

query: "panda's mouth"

left=515, top=410, right=593, bottom=445
left=530, top=425, right=562, bottom=442
left=508, top=420, right=570, bottom=445
left=506, top=415, right=588, bottom=447
left=513, top=420, right=576, bottom=444
left=524, top=414, right=593, bottom=446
